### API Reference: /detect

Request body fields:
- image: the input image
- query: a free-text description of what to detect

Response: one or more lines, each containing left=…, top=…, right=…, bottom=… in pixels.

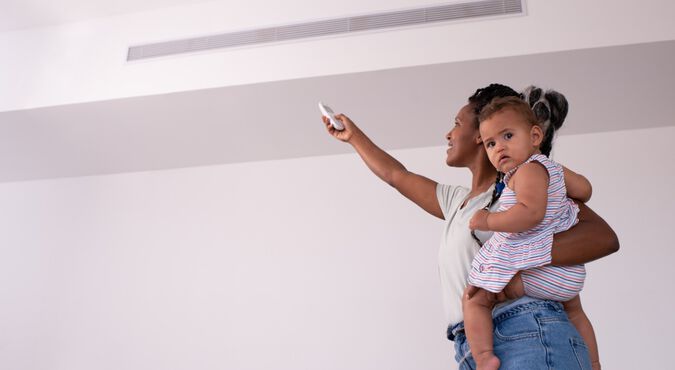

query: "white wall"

left=0, top=125, right=671, bottom=369
left=2, top=0, right=675, bottom=111
left=552, top=127, right=672, bottom=370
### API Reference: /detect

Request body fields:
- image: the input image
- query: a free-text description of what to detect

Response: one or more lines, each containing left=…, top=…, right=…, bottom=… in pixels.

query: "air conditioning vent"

left=127, top=0, right=524, bottom=61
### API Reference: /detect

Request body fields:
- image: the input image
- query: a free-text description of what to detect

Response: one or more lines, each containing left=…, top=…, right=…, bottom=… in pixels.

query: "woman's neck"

left=468, top=157, right=497, bottom=194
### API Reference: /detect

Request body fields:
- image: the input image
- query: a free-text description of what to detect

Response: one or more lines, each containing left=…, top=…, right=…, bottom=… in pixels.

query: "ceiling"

left=1, top=0, right=214, bottom=32
left=1, top=40, right=673, bottom=183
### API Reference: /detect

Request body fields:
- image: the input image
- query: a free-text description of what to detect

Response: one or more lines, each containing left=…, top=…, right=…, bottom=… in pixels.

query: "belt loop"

left=447, top=322, right=465, bottom=342
left=447, top=326, right=455, bottom=341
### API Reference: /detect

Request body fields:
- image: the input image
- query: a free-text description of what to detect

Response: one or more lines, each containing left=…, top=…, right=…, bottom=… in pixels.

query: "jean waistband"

left=492, top=299, right=564, bottom=326
left=446, top=299, right=564, bottom=342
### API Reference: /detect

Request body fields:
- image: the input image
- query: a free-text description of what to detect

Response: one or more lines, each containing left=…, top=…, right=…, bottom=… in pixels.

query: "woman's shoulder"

left=437, top=183, right=496, bottom=214
left=436, top=183, right=470, bottom=207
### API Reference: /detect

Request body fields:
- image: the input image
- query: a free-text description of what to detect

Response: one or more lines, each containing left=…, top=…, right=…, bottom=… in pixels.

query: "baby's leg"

left=563, top=295, right=601, bottom=370
left=462, top=285, right=500, bottom=370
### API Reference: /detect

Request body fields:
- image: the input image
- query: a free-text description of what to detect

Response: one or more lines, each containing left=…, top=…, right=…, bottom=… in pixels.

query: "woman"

left=322, top=83, right=618, bottom=369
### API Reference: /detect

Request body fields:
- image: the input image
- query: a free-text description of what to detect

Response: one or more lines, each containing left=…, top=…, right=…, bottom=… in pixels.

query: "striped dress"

left=468, top=154, right=586, bottom=301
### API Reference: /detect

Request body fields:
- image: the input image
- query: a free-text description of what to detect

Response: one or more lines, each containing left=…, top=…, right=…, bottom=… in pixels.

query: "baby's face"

left=479, top=109, right=542, bottom=173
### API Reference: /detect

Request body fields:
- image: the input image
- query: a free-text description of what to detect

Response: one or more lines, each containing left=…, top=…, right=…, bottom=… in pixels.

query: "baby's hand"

left=469, top=209, right=490, bottom=231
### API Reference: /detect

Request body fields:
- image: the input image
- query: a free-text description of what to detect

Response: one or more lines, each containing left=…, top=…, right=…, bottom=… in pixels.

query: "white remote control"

left=318, top=102, right=345, bottom=131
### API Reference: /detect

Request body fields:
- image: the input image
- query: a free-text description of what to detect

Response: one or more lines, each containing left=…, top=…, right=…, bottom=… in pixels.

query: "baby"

left=464, top=95, right=600, bottom=370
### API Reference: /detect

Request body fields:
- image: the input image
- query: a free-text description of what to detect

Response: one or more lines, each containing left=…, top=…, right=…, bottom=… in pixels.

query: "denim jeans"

left=448, top=299, right=591, bottom=370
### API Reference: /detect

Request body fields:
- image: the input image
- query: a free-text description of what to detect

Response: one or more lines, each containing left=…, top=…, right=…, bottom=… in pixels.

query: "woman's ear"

left=474, top=125, right=484, bottom=145
left=531, top=125, right=544, bottom=147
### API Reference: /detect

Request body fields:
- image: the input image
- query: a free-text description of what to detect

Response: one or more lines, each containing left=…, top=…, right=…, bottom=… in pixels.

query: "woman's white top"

left=436, top=183, right=495, bottom=325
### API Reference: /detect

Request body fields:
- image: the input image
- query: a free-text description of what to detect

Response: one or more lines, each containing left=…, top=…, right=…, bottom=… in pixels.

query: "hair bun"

left=521, top=86, right=569, bottom=131
left=544, top=90, right=568, bottom=131
left=521, top=85, right=569, bottom=157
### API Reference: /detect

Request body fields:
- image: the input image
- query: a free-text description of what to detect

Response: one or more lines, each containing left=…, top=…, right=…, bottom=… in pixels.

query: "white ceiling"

left=1, top=0, right=214, bottom=32
left=1, top=40, right=674, bottom=183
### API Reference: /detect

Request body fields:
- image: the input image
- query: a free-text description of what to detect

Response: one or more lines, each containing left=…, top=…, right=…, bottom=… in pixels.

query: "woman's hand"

left=323, top=113, right=359, bottom=143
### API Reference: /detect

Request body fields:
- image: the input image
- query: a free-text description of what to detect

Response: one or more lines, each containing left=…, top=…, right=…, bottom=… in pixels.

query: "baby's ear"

left=531, top=125, right=544, bottom=147
left=475, top=134, right=483, bottom=144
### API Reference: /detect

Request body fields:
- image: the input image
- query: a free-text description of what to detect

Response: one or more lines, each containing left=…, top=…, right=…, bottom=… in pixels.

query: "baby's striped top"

left=468, top=153, right=583, bottom=296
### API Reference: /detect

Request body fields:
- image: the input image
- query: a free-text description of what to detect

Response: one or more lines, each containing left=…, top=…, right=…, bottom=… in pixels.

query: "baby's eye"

left=504, top=132, right=513, bottom=140
left=486, top=141, right=495, bottom=148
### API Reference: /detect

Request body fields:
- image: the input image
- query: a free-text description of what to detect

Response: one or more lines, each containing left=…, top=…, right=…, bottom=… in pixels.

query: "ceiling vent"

left=127, top=0, right=524, bottom=61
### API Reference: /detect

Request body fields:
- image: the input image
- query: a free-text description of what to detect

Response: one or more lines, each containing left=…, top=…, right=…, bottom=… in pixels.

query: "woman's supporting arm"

left=550, top=200, right=619, bottom=265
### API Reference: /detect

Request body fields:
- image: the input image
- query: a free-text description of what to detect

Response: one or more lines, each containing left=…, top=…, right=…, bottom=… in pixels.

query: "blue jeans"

left=448, top=298, right=591, bottom=370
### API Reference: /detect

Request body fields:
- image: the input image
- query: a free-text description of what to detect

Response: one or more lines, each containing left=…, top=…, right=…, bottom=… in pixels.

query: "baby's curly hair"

left=478, top=96, right=538, bottom=128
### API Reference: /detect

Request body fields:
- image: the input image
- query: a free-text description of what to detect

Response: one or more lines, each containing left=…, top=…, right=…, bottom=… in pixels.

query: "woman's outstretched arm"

left=550, top=201, right=619, bottom=265
left=324, top=114, right=443, bottom=219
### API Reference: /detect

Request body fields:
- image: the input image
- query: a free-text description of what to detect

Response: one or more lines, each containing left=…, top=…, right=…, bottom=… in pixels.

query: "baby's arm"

left=470, top=162, right=549, bottom=233
left=563, top=166, right=592, bottom=202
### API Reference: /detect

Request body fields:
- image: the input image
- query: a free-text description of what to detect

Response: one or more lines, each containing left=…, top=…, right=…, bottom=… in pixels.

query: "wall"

left=0, top=125, right=671, bottom=369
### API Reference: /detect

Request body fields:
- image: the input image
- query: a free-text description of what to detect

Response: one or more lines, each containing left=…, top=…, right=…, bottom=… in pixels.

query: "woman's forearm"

left=349, top=129, right=406, bottom=186
left=334, top=114, right=442, bottom=219
left=550, top=201, right=619, bottom=265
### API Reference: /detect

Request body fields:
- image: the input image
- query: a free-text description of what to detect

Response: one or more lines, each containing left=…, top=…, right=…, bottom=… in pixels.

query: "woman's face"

left=445, top=104, right=483, bottom=167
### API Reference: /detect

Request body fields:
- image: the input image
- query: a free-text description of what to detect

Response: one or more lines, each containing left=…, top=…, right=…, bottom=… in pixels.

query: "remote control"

left=318, top=102, right=345, bottom=131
